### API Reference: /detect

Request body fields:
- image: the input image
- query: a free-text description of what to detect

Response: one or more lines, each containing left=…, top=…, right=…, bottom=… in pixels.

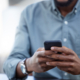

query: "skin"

left=26, top=48, right=55, bottom=73
left=46, top=46, right=80, bottom=75
left=16, top=48, right=56, bottom=78
left=16, top=0, right=79, bottom=78
left=56, top=0, right=78, bottom=16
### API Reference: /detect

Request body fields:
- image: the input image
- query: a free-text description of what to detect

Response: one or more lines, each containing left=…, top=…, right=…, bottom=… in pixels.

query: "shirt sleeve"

left=3, top=9, right=31, bottom=80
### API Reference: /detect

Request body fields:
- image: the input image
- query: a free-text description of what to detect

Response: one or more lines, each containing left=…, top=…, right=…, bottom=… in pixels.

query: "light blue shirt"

left=3, top=0, right=80, bottom=79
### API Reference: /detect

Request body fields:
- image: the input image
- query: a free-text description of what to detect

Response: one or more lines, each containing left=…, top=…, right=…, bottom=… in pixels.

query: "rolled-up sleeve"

left=3, top=9, right=31, bottom=79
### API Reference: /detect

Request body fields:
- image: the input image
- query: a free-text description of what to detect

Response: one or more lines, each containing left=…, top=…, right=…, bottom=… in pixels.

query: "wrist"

left=25, top=58, right=33, bottom=72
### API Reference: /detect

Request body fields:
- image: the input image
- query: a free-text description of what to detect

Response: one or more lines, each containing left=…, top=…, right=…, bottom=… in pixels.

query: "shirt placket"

left=61, top=19, right=69, bottom=79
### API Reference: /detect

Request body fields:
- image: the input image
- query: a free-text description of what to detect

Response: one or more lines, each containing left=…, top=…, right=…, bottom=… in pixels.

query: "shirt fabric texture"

left=3, top=0, right=80, bottom=80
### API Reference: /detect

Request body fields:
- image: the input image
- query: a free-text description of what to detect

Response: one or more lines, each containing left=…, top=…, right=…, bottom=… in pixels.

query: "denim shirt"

left=3, top=0, right=80, bottom=79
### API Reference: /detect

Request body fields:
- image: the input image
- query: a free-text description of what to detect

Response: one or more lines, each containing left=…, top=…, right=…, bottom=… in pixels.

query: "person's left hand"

left=46, top=46, right=80, bottom=75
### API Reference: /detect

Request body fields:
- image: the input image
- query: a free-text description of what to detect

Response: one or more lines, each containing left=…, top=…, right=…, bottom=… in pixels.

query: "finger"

left=37, top=48, right=45, bottom=51
left=58, top=66, right=74, bottom=74
left=46, top=62, right=57, bottom=66
left=40, top=63, right=47, bottom=68
left=45, top=50, right=56, bottom=56
left=38, top=50, right=57, bottom=57
left=37, top=51, right=45, bottom=57
left=58, top=67, right=73, bottom=73
left=38, top=57, right=54, bottom=63
left=58, top=66, right=75, bottom=75
left=39, top=56, right=56, bottom=61
left=40, top=63, right=54, bottom=68
left=46, top=62, right=74, bottom=67
left=51, top=46, right=74, bottom=55
left=39, top=63, right=52, bottom=72
left=50, top=54, right=75, bottom=61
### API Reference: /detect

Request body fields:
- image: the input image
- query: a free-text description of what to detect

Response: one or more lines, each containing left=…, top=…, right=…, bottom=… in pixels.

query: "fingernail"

left=51, top=47, right=54, bottom=50
left=46, top=62, right=50, bottom=65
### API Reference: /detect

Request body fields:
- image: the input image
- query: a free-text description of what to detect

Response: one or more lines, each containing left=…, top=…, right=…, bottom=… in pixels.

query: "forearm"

left=16, top=58, right=33, bottom=79
left=16, top=61, right=28, bottom=79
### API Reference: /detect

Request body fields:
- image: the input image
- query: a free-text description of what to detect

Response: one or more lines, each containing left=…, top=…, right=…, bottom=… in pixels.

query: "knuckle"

left=67, top=68, right=71, bottom=72
left=37, top=48, right=43, bottom=51
left=38, top=64, right=41, bottom=68
left=63, top=46, right=66, bottom=49
left=56, top=62, right=60, bottom=66
left=44, top=51, right=47, bottom=54
left=43, top=68, right=46, bottom=71
left=65, top=48, right=68, bottom=53
left=61, top=48, right=65, bottom=53
left=44, top=51, right=47, bottom=55
left=68, top=56, right=72, bottom=61
left=54, top=47, right=58, bottom=51
left=45, top=51, right=52, bottom=55
left=37, top=58, right=41, bottom=64
left=35, top=58, right=38, bottom=64
left=57, top=48, right=60, bottom=51
left=37, top=48, right=41, bottom=51
left=38, top=58, right=42, bottom=63
left=54, top=47, right=57, bottom=50
left=41, top=64, right=46, bottom=68
left=63, top=47, right=68, bottom=52
left=69, top=49, right=73, bottom=54
left=42, top=47, right=45, bottom=50
left=50, top=55, right=53, bottom=58
left=37, top=51, right=45, bottom=57
left=40, top=64, right=43, bottom=68
left=56, top=55, right=60, bottom=59
left=36, top=58, right=39, bottom=63
left=70, top=63, right=74, bottom=67
left=72, top=56, right=75, bottom=60
left=37, top=52, right=40, bottom=56
left=63, top=46, right=66, bottom=48
left=70, top=49, right=73, bottom=53
left=39, top=67, right=43, bottom=72
left=69, top=49, right=72, bottom=52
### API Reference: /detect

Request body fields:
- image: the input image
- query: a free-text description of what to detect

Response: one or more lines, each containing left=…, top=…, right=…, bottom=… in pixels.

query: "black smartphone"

left=44, top=40, right=62, bottom=54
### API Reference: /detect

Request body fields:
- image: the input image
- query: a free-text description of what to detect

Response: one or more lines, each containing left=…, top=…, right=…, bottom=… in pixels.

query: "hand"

left=26, top=48, right=56, bottom=73
left=46, top=46, right=80, bottom=75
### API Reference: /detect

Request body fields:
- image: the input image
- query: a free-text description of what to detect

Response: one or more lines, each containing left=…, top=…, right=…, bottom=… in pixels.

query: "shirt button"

left=64, top=72, right=68, bottom=76
left=64, top=21, right=68, bottom=25
left=75, top=10, right=77, bottom=13
left=63, top=38, right=67, bottom=42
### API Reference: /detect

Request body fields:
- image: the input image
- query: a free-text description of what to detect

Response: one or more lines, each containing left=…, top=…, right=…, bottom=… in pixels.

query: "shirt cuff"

left=3, top=59, right=22, bottom=79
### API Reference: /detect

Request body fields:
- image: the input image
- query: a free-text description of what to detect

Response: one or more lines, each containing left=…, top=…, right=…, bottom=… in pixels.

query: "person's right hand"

left=26, top=48, right=56, bottom=73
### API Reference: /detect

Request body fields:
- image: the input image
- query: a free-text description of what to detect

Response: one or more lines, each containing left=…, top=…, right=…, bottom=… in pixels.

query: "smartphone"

left=44, top=40, right=62, bottom=54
